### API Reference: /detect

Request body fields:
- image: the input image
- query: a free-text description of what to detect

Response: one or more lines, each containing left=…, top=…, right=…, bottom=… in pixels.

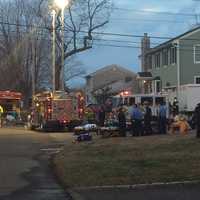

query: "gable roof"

left=86, top=64, right=136, bottom=78
left=147, top=26, right=200, bottom=54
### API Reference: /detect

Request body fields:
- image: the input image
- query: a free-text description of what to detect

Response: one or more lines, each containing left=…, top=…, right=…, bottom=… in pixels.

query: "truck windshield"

left=141, top=97, right=153, bottom=105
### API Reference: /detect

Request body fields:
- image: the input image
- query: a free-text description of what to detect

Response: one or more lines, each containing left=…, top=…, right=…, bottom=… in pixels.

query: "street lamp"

left=54, top=0, right=69, bottom=9
left=52, top=9, right=56, bottom=92
left=54, top=0, right=69, bottom=91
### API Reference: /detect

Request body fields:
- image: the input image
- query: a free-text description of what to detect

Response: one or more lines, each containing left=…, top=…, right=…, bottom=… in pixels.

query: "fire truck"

left=0, top=91, right=22, bottom=119
left=30, top=91, right=84, bottom=131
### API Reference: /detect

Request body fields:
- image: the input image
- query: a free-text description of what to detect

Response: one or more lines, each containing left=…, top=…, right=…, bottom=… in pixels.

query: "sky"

left=69, top=0, right=200, bottom=87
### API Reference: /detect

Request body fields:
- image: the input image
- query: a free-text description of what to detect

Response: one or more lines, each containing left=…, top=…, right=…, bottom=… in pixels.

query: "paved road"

left=73, top=184, right=200, bottom=200
left=1, top=127, right=200, bottom=200
left=0, top=127, right=73, bottom=200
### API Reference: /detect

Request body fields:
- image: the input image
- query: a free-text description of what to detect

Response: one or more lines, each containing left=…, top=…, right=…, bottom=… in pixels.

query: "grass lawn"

left=54, top=133, right=200, bottom=188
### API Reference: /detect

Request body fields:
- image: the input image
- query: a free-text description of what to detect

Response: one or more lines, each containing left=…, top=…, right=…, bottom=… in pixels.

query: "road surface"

left=0, top=127, right=73, bottom=200
left=1, top=127, right=200, bottom=200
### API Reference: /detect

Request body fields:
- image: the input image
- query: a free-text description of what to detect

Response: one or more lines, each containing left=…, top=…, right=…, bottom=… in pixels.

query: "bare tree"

left=0, top=0, right=51, bottom=103
left=0, top=0, right=112, bottom=102
left=40, top=0, right=113, bottom=89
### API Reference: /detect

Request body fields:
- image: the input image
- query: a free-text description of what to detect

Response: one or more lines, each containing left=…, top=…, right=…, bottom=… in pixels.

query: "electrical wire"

left=1, top=21, right=200, bottom=52
left=111, top=7, right=197, bottom=17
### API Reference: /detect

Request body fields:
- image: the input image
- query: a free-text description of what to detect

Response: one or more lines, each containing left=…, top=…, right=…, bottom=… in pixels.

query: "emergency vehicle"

left=0, top=91, right=22, bottom=119
left=30, top=91, right=84, bottom=131
left=112, top=93, right=169, bottom=117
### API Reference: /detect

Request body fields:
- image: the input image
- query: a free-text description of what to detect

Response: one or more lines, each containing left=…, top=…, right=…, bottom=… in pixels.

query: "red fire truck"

left=30, top=91, right=84, bottom=131
left=0, top=91, right=22, bottom=119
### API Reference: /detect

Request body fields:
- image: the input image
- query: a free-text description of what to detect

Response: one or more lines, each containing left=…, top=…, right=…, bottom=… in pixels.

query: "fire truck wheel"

left=30, top=125, right=35, bottom=130
left=40, top=122, right=46, bottom=131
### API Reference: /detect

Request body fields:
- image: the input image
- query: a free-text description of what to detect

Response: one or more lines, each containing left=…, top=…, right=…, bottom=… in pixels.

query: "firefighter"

left=0, top=105, right=4, bottom=128
left=195, top=103, right=200, bottom=138
left=118, top=107, right=126, bottom=137
left=172, top=97, right=179, bottom=116
left=144, top=101, right=152, bottom=135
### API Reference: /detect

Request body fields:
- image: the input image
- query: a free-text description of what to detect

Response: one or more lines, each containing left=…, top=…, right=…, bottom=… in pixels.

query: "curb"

left=67, top=180, right=200, bottom=200
left=68, top=189, right=86, bottom=200
left=73, top=180, right=200, bottom=191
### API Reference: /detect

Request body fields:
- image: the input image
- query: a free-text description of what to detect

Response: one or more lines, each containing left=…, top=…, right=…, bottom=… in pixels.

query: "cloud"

left=75, top=0, right=199, bottom=85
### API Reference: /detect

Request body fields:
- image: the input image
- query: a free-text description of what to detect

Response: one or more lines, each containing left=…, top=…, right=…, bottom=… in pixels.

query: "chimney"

left=141, top=33, right=151, bottom=72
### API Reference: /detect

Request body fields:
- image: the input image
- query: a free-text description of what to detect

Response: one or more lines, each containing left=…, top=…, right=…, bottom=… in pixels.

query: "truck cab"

left=30, top=91, right=81, bottom=131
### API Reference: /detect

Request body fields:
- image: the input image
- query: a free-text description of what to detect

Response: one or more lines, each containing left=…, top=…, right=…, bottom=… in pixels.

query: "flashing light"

left=80, top=96, right=84, bottom=101
left=36, top=103, right=40, bottom=107
left=124, top=91, right=129, bottom=95
left=60, top=118, right=68, bottom=124
left=48, top=108, right=52, bottom=113
left=120, top=91, right=130, bottom=96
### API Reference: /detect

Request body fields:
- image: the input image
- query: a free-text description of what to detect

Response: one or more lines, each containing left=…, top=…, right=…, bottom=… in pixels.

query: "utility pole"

left=32, top=38, right=36, bottom=96
left=52, top=10, right=56, bottom=92
left=60, top=7, right=65, bottom=91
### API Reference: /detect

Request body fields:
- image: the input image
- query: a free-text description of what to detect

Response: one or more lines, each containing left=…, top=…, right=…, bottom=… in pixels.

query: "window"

left=125, top=77, right=132, bottom=83
left=124, top=98, right=128, bottom=105
left=194, top=76, right=200, bottom=84
left=141, top=97, right=153, bottom=105
left=194, top=45, right=200, bottom=64
left=129, top=97, right=135, bottom=106
left=155, top=80, right=161, bottom=93
left=162, top=49, right=168, bottom=66
left=156, top=97, right=165, bottom=105
left=170, top=47, right=177, bottom=64
left=148, top=55, right=152, bottom=69
left=155, top=53, right=161, bottom=68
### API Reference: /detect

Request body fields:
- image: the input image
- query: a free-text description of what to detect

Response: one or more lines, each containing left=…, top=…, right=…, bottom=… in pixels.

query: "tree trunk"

left=55, top=65, right=62, bottom=90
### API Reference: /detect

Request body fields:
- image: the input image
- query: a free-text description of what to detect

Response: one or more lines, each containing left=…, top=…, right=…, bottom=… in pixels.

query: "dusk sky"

left=70, top=0, right=200, bottom=87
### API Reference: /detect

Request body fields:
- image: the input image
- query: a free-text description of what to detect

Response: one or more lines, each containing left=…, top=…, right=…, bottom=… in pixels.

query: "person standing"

left=144, top=102, right=152, bottom=135
left=194, top=103, right=200, bottom=138
left=98, top=105, right=105, bottom=127
left=0, top=105, right=4, bottom=128
left=158, top=102, right=167, bottom=134
left=131, top=104, right=143, bottom=136
left=118, top=107, right=126, bottom=137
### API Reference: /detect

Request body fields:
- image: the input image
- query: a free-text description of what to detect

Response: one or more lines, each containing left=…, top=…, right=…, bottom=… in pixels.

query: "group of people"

left=95, top=101, right=168, bottom=137
left=129, top=101, right=167, bottom=136
left=86, top=101, right=200, bottom=138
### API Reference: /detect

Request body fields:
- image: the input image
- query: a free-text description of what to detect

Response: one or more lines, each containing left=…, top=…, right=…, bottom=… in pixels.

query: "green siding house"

left=141, top=26, right=200, bottom=94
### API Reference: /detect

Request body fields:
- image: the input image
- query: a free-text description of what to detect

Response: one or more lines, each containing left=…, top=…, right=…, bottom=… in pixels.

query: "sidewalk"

left=70, top=183, right=200, bottom=200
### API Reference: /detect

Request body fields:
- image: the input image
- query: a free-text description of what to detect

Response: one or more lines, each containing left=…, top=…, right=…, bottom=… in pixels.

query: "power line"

left=1, top=21, right=200, bottom=52
left=112, top=7, right=197, bottom=17
left=0, top=32, right=198, bottom=52
left=108, top=17, right=187, bottom=24
left=0, top=20, right=199, bottom=41
left=93, top=43, right=200, bottom=54
left=0, top=31, right=200, bottom=53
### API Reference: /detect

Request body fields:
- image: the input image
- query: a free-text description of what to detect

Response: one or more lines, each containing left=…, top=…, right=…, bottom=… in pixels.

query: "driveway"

left=0, top=127, right=73, bottom=200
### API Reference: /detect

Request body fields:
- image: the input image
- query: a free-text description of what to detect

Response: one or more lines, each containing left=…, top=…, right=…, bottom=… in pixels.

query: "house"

left=140, top=26, right=200, bottom=95
left=85, top=64, right=139, bottom=104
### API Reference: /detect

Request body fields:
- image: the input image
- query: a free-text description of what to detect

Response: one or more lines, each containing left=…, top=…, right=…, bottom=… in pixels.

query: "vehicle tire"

left=40, top=122, right=47, bottom=131
left=30, top=125, right=35, bottom=130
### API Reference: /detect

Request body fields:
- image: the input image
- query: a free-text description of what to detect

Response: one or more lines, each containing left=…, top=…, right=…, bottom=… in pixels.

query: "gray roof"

left=146, top=26, right=200, bottom=55
left=85, top=64, right=136, bottom=78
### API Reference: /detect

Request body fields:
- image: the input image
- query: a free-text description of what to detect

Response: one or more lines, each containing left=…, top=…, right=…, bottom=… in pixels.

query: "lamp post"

left=54, top=0, right=69, bottom=91
left=52, top=9, right=56, bottom=92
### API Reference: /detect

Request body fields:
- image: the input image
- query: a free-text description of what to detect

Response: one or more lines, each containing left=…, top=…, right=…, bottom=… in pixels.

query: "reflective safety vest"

left=0, top=106, right=3, bottom=115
